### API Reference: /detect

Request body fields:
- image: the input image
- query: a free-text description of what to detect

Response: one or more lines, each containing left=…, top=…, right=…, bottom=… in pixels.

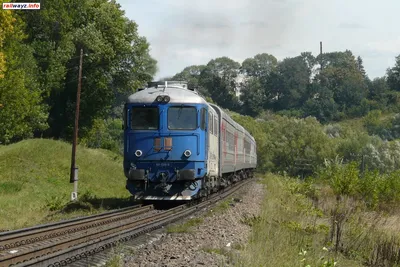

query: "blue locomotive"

left=123, top=81, right=257, bottom=201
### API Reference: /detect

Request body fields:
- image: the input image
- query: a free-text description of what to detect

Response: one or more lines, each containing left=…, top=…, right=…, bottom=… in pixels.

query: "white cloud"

left=367, top=37, right=400, bottom=54
left=119, top=0, right=400, bottom=79
left=174, top=48, right=210, bottom=60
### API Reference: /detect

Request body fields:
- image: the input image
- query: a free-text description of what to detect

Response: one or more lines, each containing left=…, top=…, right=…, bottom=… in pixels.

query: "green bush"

left=318, top=160, right=400, bottom=208
left=231, top=113, right=336, bottom=176
left=363, top=111, right=400, bottom=140
left=362, top=140, right=400, bottom=173
left=80, top=118, right=123, bottom=154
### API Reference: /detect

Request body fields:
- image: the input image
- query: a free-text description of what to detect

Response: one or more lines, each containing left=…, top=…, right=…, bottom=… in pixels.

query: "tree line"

left=0, top=0, right=157, bottom=145
left=2, top=0, right=400, bottom=152
left=170, top=52, right=400, bottom=123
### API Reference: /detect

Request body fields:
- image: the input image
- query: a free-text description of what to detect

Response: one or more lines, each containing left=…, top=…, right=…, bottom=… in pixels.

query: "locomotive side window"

left=208, top=112, right=213, bottom=134
left=213, top=117, right=218, bottom=136
left=131, top=107, right=159, bottom=130
left=168, top=106, right=197, bottom=130
left=200, top=108, right=206, bottom=130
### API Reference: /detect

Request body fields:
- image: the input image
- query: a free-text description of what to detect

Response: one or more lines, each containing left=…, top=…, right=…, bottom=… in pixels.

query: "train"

left=123, top=81, right=257, bottom=201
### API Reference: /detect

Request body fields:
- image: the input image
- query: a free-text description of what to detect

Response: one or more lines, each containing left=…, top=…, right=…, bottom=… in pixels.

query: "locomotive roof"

left=127, top=81, right=208, bottom=105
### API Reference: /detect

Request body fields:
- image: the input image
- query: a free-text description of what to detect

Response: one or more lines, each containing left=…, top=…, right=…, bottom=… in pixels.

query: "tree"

left=356, top=55, right=367, bottom=79
left=0, top=10, right=47, bottom=144
left=0, top=3, right=16, bottom=79
left=387, top=55, right=400, bottom=92
left=172, top=65, right=207, bottom=96
left=240, top=77, right=265, bottom=116
left=241, top=53, right=277, bottom=78
left=302, top=85, right=339, bottom=122
left=239, top=53, right=278, bottom=116
left=22, top=0, right=157, bottom=139
left=266, top=55, right=313, bottom=110
left=315, top=50, right=368, bottom=114
left=199, top=57, right=241, bottom=110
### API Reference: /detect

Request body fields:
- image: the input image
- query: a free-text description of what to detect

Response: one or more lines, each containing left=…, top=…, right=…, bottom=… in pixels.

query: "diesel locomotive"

left=123, top=81, right=257, bottom=201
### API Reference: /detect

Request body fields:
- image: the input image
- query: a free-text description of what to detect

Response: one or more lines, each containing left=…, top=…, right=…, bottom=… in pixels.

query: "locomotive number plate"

left=156, top=163, right=170, bottom=167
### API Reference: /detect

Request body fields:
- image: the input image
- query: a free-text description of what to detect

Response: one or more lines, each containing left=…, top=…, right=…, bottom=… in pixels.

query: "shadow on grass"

left=45, top=191, right=141, bottom=216
left=61, top=197, right=139, bottom=213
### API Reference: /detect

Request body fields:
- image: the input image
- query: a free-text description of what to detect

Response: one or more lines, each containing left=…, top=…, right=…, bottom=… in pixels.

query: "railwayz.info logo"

left=2, top=2, right=40, bottom=9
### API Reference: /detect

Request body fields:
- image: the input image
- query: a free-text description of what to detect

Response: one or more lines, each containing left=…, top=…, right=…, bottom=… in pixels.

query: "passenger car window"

left=131, top=107, right=159, bottom=130
left=168, top=106, right=197, bottom=130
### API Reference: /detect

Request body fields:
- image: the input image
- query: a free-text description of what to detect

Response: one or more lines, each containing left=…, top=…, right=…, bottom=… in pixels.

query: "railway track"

left=0, top=179, right=252, bottom=267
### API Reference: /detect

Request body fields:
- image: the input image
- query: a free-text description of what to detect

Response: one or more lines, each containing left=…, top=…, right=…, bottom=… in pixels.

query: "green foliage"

left=0, top=3, right=16, bottom=78
left=172, top=65, right=206, bottom=91
left=21, top=0, right=157, bottom=140
left=321, top=161, right=360, bottom=196
left=288, top=178, right=319, bottom=201
left=80, top=118, right=123, bottom=154
left=267, top=55, right=313, bottom=110
left=0, top=11, right=48, bottom=144
left=45, top=194, right=68, bottom=211
left=363, top=111, right=400, bottom=140
left=266, top=116, right=335, bottom=176
left=362, top=140, right=400, bottom=173
left=199, top=57, right=241, bottom=111
left=241, top=53, right=277, bottom=78
left=239, top=77, right=265, bottom=116
left=171, top=49, right=400, bottom=124
left=318, top=160, right=400, bottom=208
left=363, top=110, right=390, bottom=137
left=387, top=55, right=400, bottom=92
left=335, top=131, right=372, bottom=162
left=230, top=112, right=335, bottom=176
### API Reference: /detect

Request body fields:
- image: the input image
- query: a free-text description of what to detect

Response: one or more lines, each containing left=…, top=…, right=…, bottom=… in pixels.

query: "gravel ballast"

left=122, top=179, right=265, bottom=267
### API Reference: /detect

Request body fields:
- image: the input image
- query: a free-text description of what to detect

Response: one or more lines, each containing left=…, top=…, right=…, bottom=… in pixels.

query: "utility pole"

left=320, top=41, right=323, bottom=71
left=70, top=48, right=83, bottom=201
left=320, top=41, right=323, bottom=55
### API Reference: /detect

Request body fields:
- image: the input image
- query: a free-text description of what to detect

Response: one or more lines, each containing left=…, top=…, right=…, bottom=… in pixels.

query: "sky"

left=116, top=0, right=399, bottom=80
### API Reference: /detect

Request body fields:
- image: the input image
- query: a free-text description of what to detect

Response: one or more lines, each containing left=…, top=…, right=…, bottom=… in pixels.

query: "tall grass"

left=0, top=139, right=130, bottom=230
left=236, top=174, right=359, bottom=267
left=238, top=171, right=400, bottom=267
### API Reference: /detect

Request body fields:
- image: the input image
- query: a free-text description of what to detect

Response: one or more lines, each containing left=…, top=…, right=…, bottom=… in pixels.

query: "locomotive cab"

left=124, top=81, right=213, bottom=200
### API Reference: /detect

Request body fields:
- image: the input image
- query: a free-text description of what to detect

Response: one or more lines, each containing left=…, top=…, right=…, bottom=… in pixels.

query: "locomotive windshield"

left=168, top=106, right=197, bottom=130
left=131, top=107, right=159, bottom=130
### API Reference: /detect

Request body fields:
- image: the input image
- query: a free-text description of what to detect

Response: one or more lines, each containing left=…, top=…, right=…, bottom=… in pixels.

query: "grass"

left=166, top=217, right=204, bottom=233
left=205, top=198, right=234, bottom=217
left=236, top=174, right=361, bottom=267
left=0, top=138, right=131, bottom=230
left=237, top=173, right=400, bottom=267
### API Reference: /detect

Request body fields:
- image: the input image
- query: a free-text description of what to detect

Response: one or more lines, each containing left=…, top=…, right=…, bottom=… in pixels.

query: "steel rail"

left=0, top=204, right=152, bottom=252
left=10, top=178, right=252, bottom=267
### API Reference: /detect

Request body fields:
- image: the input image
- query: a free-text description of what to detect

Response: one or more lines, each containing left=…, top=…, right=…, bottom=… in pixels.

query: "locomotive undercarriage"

left=127, top=168, right=254, bottom=201
left=199, top=169, right=254, bottom=198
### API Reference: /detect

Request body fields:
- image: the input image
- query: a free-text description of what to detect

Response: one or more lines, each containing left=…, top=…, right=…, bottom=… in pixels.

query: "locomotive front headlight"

left=155, top=95, right=163, bottom=102
left=183, top=150, right=191, bottom=157
left=162, top=95, right=170, bottom=103
left=135, top=150, right=143, bottom=157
